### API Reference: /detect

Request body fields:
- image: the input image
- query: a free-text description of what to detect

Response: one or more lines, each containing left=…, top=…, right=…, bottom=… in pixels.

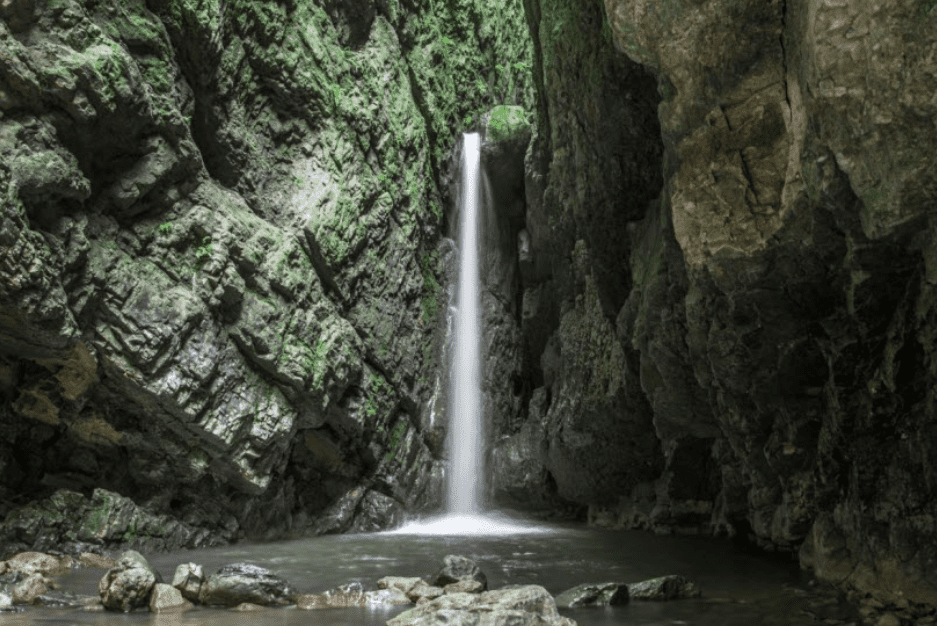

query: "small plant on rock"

left=157, top=222, right=172, bottom=236
left=195, top=236, right=212, bottom=262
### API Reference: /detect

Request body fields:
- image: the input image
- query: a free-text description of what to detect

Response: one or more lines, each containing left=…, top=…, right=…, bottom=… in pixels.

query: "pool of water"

left=3, top=516, right=840, bottom=626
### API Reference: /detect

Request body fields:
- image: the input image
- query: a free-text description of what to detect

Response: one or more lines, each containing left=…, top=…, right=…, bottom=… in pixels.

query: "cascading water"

left=448, top=132, right=483, bottom=516
left=389, top=133, right=544, bottom=536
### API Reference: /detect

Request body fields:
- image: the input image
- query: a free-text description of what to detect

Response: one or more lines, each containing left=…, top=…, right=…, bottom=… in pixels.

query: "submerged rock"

left=628, top=575, right=701, bottom=600
left=79, top=553, right=118, bottom=570
left=198, top=563, right=293, bottom=607
left=555, top=582, right=629, bottom=608
left=430, top=555, right=488, bottom=590
left=388, top=585, right=575, bottom=626
left=98, top=550, right=162, bottom=612
left=149, top=583, right=192, bottom=613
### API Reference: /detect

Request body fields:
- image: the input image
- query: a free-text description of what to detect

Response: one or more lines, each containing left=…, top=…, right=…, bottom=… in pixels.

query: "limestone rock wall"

left=502, top=0, right=937, bottom=607
left=0, top=0, right=534, bottom=552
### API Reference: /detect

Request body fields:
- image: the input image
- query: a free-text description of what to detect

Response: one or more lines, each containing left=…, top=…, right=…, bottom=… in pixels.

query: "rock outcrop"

left=0, top=0, right=534, bottom=549
left=499, top=0, right=937, bottom=610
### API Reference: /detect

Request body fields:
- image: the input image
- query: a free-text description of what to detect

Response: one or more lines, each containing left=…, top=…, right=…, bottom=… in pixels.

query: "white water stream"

left=449, top=132, right=483, bottom=516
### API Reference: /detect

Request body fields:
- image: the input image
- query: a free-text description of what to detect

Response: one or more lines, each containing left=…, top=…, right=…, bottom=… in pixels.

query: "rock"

left=365, top=588, right=413, bottom=606
left=0, top=562, right=6, bottom=576
left=444, top=579, right=485, bottom=594
left=406, top=581, right=444, bottom=603
left=387, top=585, right=575, bottom=626
left=877, top=614, right=902, bottom=626
left=378, top=576, right=423, bottom=593
left=5, top=552, right=70, bottom=577
left=149, top=583, right=192, bottom=613
left=12, top=573, right=48, bottom=605
left=295, top=582, right=366, bottom=609
left=0, top=591, right=15, bottom=611
left=80, top=553, right=118, bottom=569
left=628, top=576, right=701, bottom=600
left=198, top=563, right=293, bottom=607
left=98, top=550, right=162, bottom=612
left=429, top=555, right=488, bottom=590
left=171, top=562, right=205, bottom=602
left=555, top=582, right=629, bottom=608
left=232, top=602, right=265, bottom=611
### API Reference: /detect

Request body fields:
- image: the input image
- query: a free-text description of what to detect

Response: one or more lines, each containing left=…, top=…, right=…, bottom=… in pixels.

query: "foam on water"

left=386, top=513, right=552, bottom=536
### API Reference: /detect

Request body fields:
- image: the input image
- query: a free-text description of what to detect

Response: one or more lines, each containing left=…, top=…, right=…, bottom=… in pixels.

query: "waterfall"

left=448, top=132, right=483, bottom=515
left=386, top=133, right=545, bottom=536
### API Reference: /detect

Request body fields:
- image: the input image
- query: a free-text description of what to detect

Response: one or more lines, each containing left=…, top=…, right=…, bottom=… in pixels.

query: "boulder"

left=149, top=583, right=192, bottom=613
left=0, top=562, right=6, bottom=576
left=6, top=552, right=70, bottom=577
left=12, top=573, right=49, bottom=605
left=555, top=582, right=629, bottom=608
left=171, top=562, right=205, bottom=602
left=406, top=581, right=444, bottom=603
left=198, top=563, right=293, bottom=607
left=295, top=582, right=366, bottom=609
left=232, top=602, right=265, bottom=611
left=444, top=579, right=485, bottom=594
left=98, top=550, right=162, bottom=612
left=365, top=588, right=413, bottom=606
left=627, top=575, right=701, bottom=600
left=388, top=585, right=575, bottom=626
left=378, top=576, right=423, bottom=594
left=429, top=555, right=487, bottom=590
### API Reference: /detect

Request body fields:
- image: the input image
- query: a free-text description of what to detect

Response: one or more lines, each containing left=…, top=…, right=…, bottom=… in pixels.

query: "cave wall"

left=500, top=0, right=937, bottom=607
left=0, top=0, right=534, bottom=553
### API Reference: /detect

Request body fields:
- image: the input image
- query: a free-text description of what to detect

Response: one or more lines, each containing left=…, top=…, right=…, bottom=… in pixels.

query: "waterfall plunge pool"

left=7, top=519, right=841, bottom=626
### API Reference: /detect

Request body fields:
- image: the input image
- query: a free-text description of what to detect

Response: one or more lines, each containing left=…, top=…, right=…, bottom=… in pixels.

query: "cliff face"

left=502, top=0, right=937, bottom=608
left=0, top=0, right=534, bottom=552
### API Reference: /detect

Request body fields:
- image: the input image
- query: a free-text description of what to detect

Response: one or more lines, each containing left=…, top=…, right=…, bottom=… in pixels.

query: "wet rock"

left=406, top=581, right=444, bottom=603
left=198, top=563, right=293, bottom=607
left=98, top=550, right=162, bottom=612
left=877, top=614, right=902, bottom=626
left=79, top=553, right=117, bottom=569
left=444, top=579, right=485, bottom=594
left=378, top=576, right=423, bottom=594
left=430, top=555, right=488, bottom=590
left=555, top=582, right=629, bottom=608
left=148, top=583, right=192, bottom=613
left=0, top=592, right=14, bottom=611
left=388, top=585, right=575, bottom=626
left=232, top=602, right=265, bottom=611
left=628, top=575, right=701, bottom=600
left=5, top=552, right=71, bottom=577
left=171, top=562, right=205, bottom=602
left=366, top=588, right=413, bottom=606
left=12, top=573, right=48, bottom=605
left=295, top=582, right=366, bottom=609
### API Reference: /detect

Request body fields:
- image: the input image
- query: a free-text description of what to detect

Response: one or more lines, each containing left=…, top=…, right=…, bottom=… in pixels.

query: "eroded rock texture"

left=498, top=0, right=937, bottom=609
left=0, top=0, right=534, bottom=551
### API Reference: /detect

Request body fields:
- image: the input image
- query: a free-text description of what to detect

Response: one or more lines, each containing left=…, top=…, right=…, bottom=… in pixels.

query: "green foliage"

left=922, top=0, right=937, bottom=15
left=463, top=113, right=473, bottom=127
left=157, top=222, right=173, bottom=235
left=195, top=236, right=212, bottom=261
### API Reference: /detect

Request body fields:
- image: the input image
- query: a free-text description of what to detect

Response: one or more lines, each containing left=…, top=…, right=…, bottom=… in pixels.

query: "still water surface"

left=4, top=518, right=834, bottom=626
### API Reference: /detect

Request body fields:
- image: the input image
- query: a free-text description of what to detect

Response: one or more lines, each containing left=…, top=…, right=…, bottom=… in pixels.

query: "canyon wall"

left=499, top=0, right=937, bottom=607
left=0, top=0, right=534, bottom=553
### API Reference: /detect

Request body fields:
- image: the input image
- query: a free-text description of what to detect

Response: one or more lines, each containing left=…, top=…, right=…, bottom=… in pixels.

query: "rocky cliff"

left=493, top=0, right=937, bottom=609
left=0, top=0, right=534, bottom=553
